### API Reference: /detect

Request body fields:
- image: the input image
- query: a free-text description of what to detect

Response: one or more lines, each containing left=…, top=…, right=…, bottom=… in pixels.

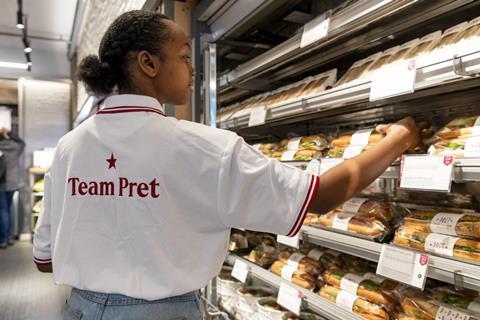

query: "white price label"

left=306, top=159, right=320, bottom=176
left=231, top=259, right=250, bottom=283
left=300, top=11, right=332, bottom=48
left=281, top=264, right=296, bottom=281
left=248, top=106, right=267, bottom=127
left=341, top=198, right=368, bottom=213
left=465, top=137, right=480, bottom=157
left=332, top=212, right=355, bottom=231
left=376, top=245, right=428, bottom=289
left=425, top=233, right=460, bottom=257
left=474, top=116, right=480, bottom=127
left=277, top=234, right=300, bottom=248
left=343, top=146, right=364, bottom=159
left=277, top=283, right=303, bottom=315
left=370, top=60, right=416, bottom=101
left=308, top=248, right=325, bottom=261
left=320, top=158, right=343, bottom=175
left=430, top=213, right=467, bottom=236
left=400, top=155, right=454, bottom=192
left=472, top=126, right=480, bottom=137
left=288, top=137, right=302, bottom=151
left=435, top=306, right=470, bottom=320
left=281, top=151, right=297, bottom=161
left=336, top=290, right=357, bottom=311
left=340, top=273, right=364, bottom=294
left=350, top=129, right=372, bottom=146
left=287, top=253, right=306, bottom=270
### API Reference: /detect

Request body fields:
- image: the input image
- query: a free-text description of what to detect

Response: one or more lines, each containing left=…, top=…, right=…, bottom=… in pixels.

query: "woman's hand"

left=376, top=116, right=429, bottom=150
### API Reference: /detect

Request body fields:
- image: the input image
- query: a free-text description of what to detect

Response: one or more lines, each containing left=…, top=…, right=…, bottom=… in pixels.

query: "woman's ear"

left=137, top=51, right=159, bottom=77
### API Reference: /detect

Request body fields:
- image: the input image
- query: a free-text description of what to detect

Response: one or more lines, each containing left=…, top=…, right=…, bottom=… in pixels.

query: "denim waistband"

left=72, top=288, right=198, bottom=306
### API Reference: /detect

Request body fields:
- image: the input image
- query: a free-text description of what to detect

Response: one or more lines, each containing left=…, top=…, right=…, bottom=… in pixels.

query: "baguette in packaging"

left=336, top=53, right=382, bottom=87
left=435, top=116, right=480, bottom=140
left=432, top=288, right=480, bottom=314
left=246, top=236, right=279, bottom=268
left=331, top=131, right=382, bottom=148
left=278, top=250, right=323, bottom=277
left=393, top=226, right=480, bottom=263
left=306, top=247, right=344, bottom=270
left=270, top=261, right=317, bottom=290
left=340, top=198, right=394, bottom=222
left=316, top=211, right=390, bottom=238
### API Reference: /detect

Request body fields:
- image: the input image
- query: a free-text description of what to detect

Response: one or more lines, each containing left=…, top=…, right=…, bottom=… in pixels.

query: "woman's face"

left=154, top=21, right=195, bottom=105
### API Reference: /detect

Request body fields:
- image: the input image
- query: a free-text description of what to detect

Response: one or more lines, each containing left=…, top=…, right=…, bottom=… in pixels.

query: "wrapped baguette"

left=331, top=133, right=383, bottom=148
left=393, top=226, right=480, bottom=263
left=432, top=289, right=480, bottom=314
left=323, top=268, right=395, bottom=307
left=316, top=211, right=390, bottom=238
left=403, top=210, right=480, bottom=240
left=428, top=137, right=467, bottom=157
left=340, top=198, right=394, bottom=222
left=278, top=250, right=323, bottom=277
left=271, top=260, right=316, bottom=290
left=435, top=116, right=479, bottom=139
left=319, top=285, right=390, bottom=320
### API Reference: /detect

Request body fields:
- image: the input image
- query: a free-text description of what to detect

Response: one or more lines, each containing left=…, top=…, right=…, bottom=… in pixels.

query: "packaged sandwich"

left=229, top=232, right=249, bottom=252
left=340, top=255, right=371, bottom=275
left=428, top=137, right=469, bottom=157
left=429, top=22, right=470, bottom=56
left=384, top=39, right=419, bottom=66
left=403, top=210, right=480, bottom=240
left=278, top=250, right=323, bottom=277
left=247, top=235, right=279, bottom=268
left=336, top=53, right=382, bottom=87
left=323, top=268, right=395, bottom=307
left=432, top=287, right=480, bottom=314
left=331, top=131, right=382, bottom=148
left=361, top=46, right=401, bottom=79
left=435, top=116, right=480, bottom=140
left=316, top=211, right=390, bottom=238
left=280, top=135, right=329, bottom=152
left=303, top=213, right=321, bottom=225
left=403, top=31, right=442, bottom=62
left=306, top=247, right=344, bottom=270
left=393, top=226, right=480, bottom=263
left=270, top=261, right=317, bottom=290
left=339, top=198, right=394, bottom=222
left=319, top=285, right=390, bottom=320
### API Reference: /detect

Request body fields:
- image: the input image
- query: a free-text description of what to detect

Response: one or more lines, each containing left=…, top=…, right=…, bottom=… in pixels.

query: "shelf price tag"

left=306, top=159, right=320, bottom=176
left=231, top=259, right=250, bottom=283
left=376, top=245, right=428, bottom=289
left=399, top=155, right=454, bottom=192
left=319, top=158, right=343, bottom=175
left=300, top=10, right=332, bottom=48
left=281, top=151, right=297, bottom=162
left=435, top=305, right=470, bottom=320
left=277, top=282, right=303, bottom=315
left=248, top=106, right=267, bottom=127
left=464, top=137, right=480, bottom=157
left=370, top=60, right=416, bottom=101
left=277, top=234, right=301, bottom=249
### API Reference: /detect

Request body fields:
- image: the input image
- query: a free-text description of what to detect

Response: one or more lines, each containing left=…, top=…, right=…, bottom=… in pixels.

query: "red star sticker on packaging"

left=106, top=153, right=117, bottom=169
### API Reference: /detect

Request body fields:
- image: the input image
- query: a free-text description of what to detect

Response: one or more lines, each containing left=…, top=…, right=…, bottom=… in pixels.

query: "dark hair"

left=78, top=10, right=172, bottom=96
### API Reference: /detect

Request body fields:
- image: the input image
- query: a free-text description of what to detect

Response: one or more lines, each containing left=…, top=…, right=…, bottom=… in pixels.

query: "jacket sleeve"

left=33, top=172, right=52, bottom=265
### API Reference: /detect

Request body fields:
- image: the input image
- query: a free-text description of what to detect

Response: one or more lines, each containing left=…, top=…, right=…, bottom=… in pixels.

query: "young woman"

left=33, top=10, right=424, bottom=320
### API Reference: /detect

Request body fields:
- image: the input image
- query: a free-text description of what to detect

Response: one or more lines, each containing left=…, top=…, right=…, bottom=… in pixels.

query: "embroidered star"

left=106, top=153, right=117, bottom=169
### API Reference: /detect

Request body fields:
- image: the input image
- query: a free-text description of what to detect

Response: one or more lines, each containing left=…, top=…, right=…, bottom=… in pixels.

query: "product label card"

left=278, top=283, right=303, bottom=315
left=287, top=253, right=306, bottom=270
left=231, top=259, right=250, bottom=283
left=306, top=159, right=320, bottom=176
left=277, top=234, right=300, bottom=249
left=464, top=137, right=480, bottom=157
left=248, top=106, right=267, bottom=127
left=300, top=11, right=331, bottom=48
left=350, top=129, right=372, bottom=146
left=377, top=245, right=428, bottom=289
left=435, top=305, right=470, bottom=320
left=430, top=213, right=466, bottom=236
left=288, top=137, right=302, bottom=151
left=343, top=146, right=364, bottom=159
left=281, top=264, right=296, bottom=281
left=341, top=198, right=368, bottom=213
left=308, top=248, right=325, bottom=261
left=340, top=273, right=364, bottom=294
left=400, top=155, right=454, bottom=192
left=332, top=212, right=355, bottom=231
left=370, top=59, right=416, bottom=101
left=335, top=290, right=357, bottom=311
left=281, top=151, right=297, bottom=162
left=425, top=233, right=460, bottom=257
left=471, top=126, right=480, bottom=136
left=319, top=158, right=343, bottom=175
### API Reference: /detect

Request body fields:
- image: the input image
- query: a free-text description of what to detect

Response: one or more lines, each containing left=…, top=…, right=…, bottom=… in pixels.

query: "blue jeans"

left=64, top=288, right=203, bottom=320
left=0, top=191, right=14, bottom=243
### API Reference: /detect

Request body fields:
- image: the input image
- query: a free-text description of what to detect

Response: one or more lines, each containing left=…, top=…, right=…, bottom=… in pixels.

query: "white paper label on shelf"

left=281, top=264, right=296, bottom=282
left=343, top=146, right=364, bottom=159
left=341, top=198, right=368, bottom=213
left=472, top=126, right=480, bottom=137
left=308, top=248, right=326, bottom=261
left=464, top=136, right=480, bottom=157
left=319, top=158, right=343, bottom=175
left=248, top=106, right=267, bottom=127
left=231, top=259, right=250, bottom=283
left=306, top=159, right=320, bottom=176
left=300, top=10, right=331, bottom=48
left=362, top=272, right=386, bottom=284
left=430, top=213, right=466, bottom=236
left=278, top=283, right=303, bottom=315
left=287, top=253, right=306, bottom=270
left=340, top=273, right=364, bottom=294
left=377, top=245, right=428, bottom=289
left=335, top=290, right=357, bottom=311
left=287, top=137, right=302, bottom=151
left=468, top=300, right=480, bottom=314
left=350, top=129, right=372, bottom=146
left=400, top=155, right=454, bottom=192
left=281, top=151, right=297, bottom=162
left=370, top=59, right=416, bottom=101
left=332, top=212, right=355, bottom=231
left=326, top=249, right=342, bottom=257
left=425, top=233, right=459, bottom=257
left=474, top=116, right=480, bottom=127
left=435, top=305, right=470, bottom=320
left=277, top=234, right=300, bottom=248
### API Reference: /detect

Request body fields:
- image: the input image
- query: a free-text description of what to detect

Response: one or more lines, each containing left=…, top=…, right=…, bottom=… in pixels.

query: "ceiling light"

left=16, top=11, right=24, bottom=29
left=0, top=61, right=28, bottom=70
left=24, top=46, right=31, bottom=53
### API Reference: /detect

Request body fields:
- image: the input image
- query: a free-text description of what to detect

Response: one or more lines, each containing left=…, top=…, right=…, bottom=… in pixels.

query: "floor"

left=0, top=240, right=70, bottom=320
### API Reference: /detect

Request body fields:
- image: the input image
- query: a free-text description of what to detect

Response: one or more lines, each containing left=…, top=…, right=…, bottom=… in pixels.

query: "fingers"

left=376, top=124, right=390, bottom=135
left=417, top=121, right=430, bottom=131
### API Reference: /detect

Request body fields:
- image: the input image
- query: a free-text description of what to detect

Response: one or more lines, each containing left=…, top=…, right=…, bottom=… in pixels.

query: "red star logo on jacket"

left=106, top=153, right=117, bottom=169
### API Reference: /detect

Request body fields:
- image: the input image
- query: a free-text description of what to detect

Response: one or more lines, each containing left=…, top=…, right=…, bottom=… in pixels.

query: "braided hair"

left=78, top=10, right=172, bottom=96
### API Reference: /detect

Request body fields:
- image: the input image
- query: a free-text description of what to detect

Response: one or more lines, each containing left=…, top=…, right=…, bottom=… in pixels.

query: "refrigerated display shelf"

left=224, top=254, right=365, bottom=320
left=301, top=225, right=480, bottom=292
left=219, top=50, right=480, bottom=131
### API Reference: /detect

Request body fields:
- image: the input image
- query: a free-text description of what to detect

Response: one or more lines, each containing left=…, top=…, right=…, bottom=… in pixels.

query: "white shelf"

left=301, top=226, right=480, bottom=292
left=225, top=254, right=364, bottom=320
left=33, top=192, right=44, bottom=197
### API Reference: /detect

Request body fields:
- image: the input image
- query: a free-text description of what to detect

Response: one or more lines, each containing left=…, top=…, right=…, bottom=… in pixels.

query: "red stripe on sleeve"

left=286, top=175, right=319, bottom=236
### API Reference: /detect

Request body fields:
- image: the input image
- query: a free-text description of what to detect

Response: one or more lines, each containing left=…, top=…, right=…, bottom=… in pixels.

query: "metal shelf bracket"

left=453, top=54, right=480, bottom=78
